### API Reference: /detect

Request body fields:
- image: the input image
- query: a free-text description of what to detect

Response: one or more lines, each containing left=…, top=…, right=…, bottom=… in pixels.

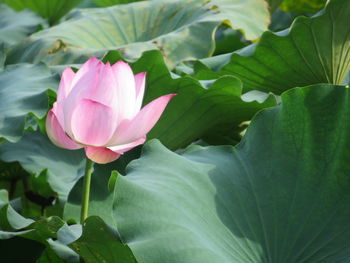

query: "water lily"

left=46, top=57, right=175, bottom=164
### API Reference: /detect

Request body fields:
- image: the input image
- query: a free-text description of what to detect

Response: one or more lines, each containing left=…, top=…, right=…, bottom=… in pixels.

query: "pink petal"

left=78, top=62, right=118, bottom=109
left=134, top=72, right=146, bottom=112
left=108, top=136, right=146, bottom=153
left=109, top=94, right=176, bottom=145
left=63, top=60, right=120, bottom=128
left=69, top=99, right=118, bottom=146
left=63, top=59, right=103, bottom=129
left=85, top=147, right=120, bottom=164
left=46, top=109, right=82, bottom=150
left=57, top=67, right=75, bottom=102
left=51, top=101, right=65, bottom=130
left=112, top=61, right=136, bottom=119
left=88, top=62, right=118, bottom=108
left=71, top=57, right=101, bottom=89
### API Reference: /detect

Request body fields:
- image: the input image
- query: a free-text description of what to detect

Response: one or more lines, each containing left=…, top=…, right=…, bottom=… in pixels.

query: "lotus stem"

left=80, top=158, right=94, bottom=224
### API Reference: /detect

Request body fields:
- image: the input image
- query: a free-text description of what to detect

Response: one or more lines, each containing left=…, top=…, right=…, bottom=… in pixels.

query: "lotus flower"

left=46, top=57, right=175, bottom=164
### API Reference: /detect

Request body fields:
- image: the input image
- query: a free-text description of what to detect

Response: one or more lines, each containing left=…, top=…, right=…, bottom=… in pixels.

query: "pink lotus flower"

left=46, top=57, right=175, bottom=164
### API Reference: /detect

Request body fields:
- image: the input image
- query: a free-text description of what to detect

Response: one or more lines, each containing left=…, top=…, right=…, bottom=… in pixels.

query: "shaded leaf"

left=214, top=27, right=249, bottom=55
left=113, top=84, right=350, bottom=262
left=268, top=9, right=298, bottom=32
left=0, top=236, right=45, bottom=262
left=267, top=0, right=284, bottom=13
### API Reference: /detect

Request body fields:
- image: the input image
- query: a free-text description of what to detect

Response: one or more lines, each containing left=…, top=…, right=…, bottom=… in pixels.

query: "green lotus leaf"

left=112, top=84, right=350, bottom=262
left=0, top=63, right=57, bottom=142
left=193, top=0, right=350, bottom=94
left=6, top=0, right=269, bottom=67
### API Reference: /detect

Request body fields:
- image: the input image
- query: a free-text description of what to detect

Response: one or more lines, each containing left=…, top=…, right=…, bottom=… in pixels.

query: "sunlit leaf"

left=6, top=0, right=269, bottom=67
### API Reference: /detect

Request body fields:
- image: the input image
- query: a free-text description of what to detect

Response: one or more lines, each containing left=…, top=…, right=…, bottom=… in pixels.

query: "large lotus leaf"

left=94, top=0, right=270, bottom=40
left=112, top=84, right=350, bottom=262
left=0, top=0, right=82, bottom=25
left=195, top=0, right=350, bottom=94
left=104, top=50, right=276, bottom=150
left=0, top=4, right=42, bottom=46
left=0, top=131, right=85, bottom=202
left=0, top=63, right=57, bottom=142
left=6, top=0, right=269, bottom=67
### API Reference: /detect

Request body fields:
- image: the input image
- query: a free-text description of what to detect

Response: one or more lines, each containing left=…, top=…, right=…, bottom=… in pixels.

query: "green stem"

left=80, top=158, right=94, bottom=224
